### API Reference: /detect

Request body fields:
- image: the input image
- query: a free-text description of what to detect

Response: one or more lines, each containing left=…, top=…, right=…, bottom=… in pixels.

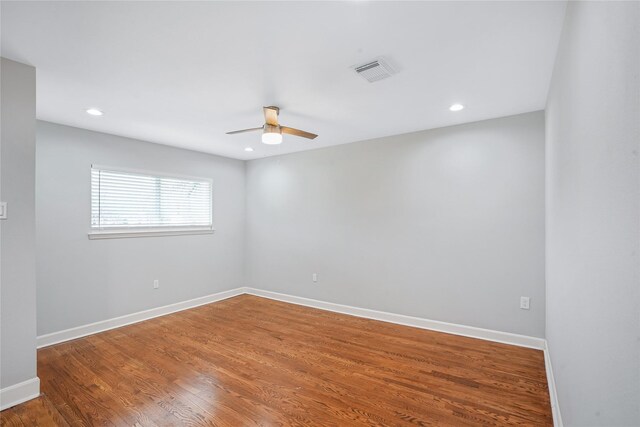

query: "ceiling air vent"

left=353, top=58, right=395, bottom=83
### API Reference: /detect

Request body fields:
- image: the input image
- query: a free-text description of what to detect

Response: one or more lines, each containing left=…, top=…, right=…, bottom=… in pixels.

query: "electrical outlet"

left=520, top=296, right=530, bottom=310
left=312, top=273, right=318, bottom=283
left=153, top=279, right=159, bottom=289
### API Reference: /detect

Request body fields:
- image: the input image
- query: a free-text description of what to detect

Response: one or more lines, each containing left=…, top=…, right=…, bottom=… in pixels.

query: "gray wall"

left=36, top=121, right=245, bottom=335
left=545, top=2, right=640, bottom=425
left=0, top=59, right=38, bottom=389
left=246, top=112, right=546, bottom=337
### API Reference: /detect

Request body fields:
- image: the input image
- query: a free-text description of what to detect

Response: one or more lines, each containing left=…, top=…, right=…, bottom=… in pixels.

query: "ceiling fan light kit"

left=262, top=124, right=283, bottom=145
left=227, top=106, right=317, bottom=146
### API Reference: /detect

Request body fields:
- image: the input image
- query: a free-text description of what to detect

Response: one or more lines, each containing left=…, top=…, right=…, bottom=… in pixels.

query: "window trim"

left=88, top=164, right=214, bottom=239
left=88, top=226, right=215, bottom=240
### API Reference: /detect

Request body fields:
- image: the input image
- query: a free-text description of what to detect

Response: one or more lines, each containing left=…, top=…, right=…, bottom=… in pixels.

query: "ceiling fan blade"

left=281, top=126, right=318, bottom=140
left=226, top=127, right=263, bottom=135
left=263, top=106, right=279, bottom=126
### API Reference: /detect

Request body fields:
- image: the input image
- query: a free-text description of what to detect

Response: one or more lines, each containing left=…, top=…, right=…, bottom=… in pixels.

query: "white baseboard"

left=544, top=342, right=563, bottom=427
left=244, top=287, right=546, bottom=350
left=37, top=286, right=545, bottom=350
left=38, top=287, right=546, bottom=350
left=0, top=377, right=40, bottom=411
left=37, top=288, right=244, bottom=348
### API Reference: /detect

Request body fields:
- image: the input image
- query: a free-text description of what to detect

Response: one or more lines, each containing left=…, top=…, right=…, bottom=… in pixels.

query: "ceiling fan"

left=226, top=106, right=318, bottom=145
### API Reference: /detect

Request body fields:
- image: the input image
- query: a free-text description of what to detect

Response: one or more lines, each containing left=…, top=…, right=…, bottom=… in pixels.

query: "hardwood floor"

left=0, top=396, right=69, bottom=427
left=2, top=295, right=552, bottom=426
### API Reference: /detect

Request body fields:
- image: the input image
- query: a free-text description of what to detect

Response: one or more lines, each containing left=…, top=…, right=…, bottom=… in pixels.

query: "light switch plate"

left=0, top=202, right=7, bottom=220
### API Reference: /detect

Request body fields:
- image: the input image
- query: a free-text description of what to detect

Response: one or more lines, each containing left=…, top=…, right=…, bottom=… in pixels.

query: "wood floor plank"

left=2, top=295, right=552, bottom=425
left=0, top=395, right=69, bottom=427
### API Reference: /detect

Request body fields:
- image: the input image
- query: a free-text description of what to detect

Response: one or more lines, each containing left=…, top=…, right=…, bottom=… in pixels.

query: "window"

left=89, top=165, right=213, bottom=239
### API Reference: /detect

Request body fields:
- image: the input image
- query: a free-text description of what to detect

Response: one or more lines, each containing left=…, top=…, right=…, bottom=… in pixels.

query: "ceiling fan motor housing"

left=263, top=124, right=280, bottom=134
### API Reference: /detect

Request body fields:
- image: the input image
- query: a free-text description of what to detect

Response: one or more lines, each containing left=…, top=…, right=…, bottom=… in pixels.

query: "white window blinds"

left=91, top=166, right=212, bottom=231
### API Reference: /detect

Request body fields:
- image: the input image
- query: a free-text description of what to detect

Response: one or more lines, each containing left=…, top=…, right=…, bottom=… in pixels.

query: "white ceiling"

left=1, top=1, right=566, bottom=160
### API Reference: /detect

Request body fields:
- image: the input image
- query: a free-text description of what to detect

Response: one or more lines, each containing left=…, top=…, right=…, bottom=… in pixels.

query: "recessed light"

left=86, top=108, right=104, bottom=116
left=244, top=147, right=254, bottom=152
left=449, top=104, right=464, bottom=112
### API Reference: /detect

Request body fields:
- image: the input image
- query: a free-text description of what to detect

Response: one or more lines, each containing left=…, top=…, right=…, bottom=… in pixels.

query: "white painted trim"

left=0, top=377, right=40, bottom=411
left=38, top=287, right=550, bottom=352
left=244, top=288, right=546, bottom=350
left=544, top=342, right=563, bottom=426
left=37, top=286, right=546, bottom=350
left=88, top=227, right=215, bottom=239
left=37, top=288, right=244, bottom=348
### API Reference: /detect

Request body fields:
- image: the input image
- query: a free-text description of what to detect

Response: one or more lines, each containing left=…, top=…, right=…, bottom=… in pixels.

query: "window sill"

left=88, top=227, right=215, bottom=240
